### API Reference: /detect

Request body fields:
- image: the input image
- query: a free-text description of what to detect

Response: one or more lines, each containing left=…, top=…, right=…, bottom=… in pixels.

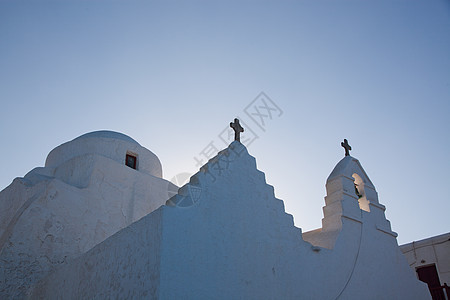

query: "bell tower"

left=303, top=140, right=397, bottom=249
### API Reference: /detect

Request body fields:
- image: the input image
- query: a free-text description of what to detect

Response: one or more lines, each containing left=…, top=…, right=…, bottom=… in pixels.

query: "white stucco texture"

left=31, top=141, right=430, bottom=299
left=46, top=130, right=162, bottom=178
left=0, top=131, right=174, bottom=298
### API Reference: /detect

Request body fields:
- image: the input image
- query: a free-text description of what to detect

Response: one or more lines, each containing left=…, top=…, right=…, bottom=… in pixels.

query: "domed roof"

left=74, top=131, right=140, bottom=145
left=45, top=130, right=162, bottom=178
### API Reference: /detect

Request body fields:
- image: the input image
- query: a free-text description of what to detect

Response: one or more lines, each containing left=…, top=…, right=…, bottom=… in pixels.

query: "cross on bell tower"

left=230, top=118, right=244, bottom=142
left=341, top=139, right=352, bottom=156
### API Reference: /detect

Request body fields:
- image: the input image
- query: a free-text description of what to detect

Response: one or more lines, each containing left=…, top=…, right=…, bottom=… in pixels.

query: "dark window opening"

left=417, top=264, right=446, bottom=300
left=126, top=154, right=137, bottom=170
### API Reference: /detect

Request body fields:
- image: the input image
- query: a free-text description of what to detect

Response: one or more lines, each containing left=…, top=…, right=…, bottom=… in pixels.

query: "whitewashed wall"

left=0, top=131, right=173, bottom=298
left=31, top=142, right=430, bottom=299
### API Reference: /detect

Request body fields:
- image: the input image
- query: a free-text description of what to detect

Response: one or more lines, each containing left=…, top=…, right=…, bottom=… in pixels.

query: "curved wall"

left=45, top=131, right=162, bottom=178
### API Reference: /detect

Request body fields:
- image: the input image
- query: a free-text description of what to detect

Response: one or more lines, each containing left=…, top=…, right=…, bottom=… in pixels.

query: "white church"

left=0, top=126, right=435, bottom=299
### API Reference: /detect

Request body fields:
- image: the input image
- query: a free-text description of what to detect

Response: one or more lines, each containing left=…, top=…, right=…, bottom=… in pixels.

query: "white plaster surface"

left=46, top=130, right=162, bottom=178
left=31, top=208, right=163, bottom=299
left=30, top=141, right=430, bottom=299
left=0, top=131, right=174, bottom=298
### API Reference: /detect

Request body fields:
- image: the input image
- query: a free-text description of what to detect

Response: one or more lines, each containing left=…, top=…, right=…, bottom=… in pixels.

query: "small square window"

left=125, top=154, right=137, bottom=169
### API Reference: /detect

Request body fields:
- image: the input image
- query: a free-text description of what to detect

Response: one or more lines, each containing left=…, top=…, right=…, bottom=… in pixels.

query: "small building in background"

left=400, top=233, right=450, bottom=299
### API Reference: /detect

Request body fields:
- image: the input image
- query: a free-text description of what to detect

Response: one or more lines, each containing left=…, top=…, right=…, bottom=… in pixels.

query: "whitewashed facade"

left=0, top=132, right=430, bottom=299
left=0, top=131, right=175, bottom=298
left=401, top=233, right=450, bottom=298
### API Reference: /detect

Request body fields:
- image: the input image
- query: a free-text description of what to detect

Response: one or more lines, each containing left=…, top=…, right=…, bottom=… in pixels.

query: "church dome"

left=45, top=130, right=162, bottom=178
left=74, top=131, right=140, bottom=145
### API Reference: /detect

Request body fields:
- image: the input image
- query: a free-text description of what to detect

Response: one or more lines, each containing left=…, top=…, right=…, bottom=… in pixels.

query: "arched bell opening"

left=352, top=173, right=370, bottom=212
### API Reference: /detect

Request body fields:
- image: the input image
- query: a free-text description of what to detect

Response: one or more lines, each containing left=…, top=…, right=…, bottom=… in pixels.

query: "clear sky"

left=1, top=0, right=449, bottom=244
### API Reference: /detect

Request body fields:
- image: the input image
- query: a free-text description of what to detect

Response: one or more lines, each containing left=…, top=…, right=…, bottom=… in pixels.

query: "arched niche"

left=352, top=173, right=370, bottom=212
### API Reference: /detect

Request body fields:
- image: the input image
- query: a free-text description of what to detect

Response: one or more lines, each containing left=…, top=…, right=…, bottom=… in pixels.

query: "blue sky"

left=0, top=0, right=449, bottom=244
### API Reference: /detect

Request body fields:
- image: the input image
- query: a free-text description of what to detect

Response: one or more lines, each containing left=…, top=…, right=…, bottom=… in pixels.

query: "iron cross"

left=230, top=118, right=244, bottom=142
left=341, top=139, right=352, bottom=156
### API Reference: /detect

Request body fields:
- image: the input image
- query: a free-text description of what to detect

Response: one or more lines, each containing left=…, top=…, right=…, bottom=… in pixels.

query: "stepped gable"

left=28, top=140, right=430, bottom=299
left=166, top=141, right=300, bottom=235
left=303, top=153, right=396, bottom=249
